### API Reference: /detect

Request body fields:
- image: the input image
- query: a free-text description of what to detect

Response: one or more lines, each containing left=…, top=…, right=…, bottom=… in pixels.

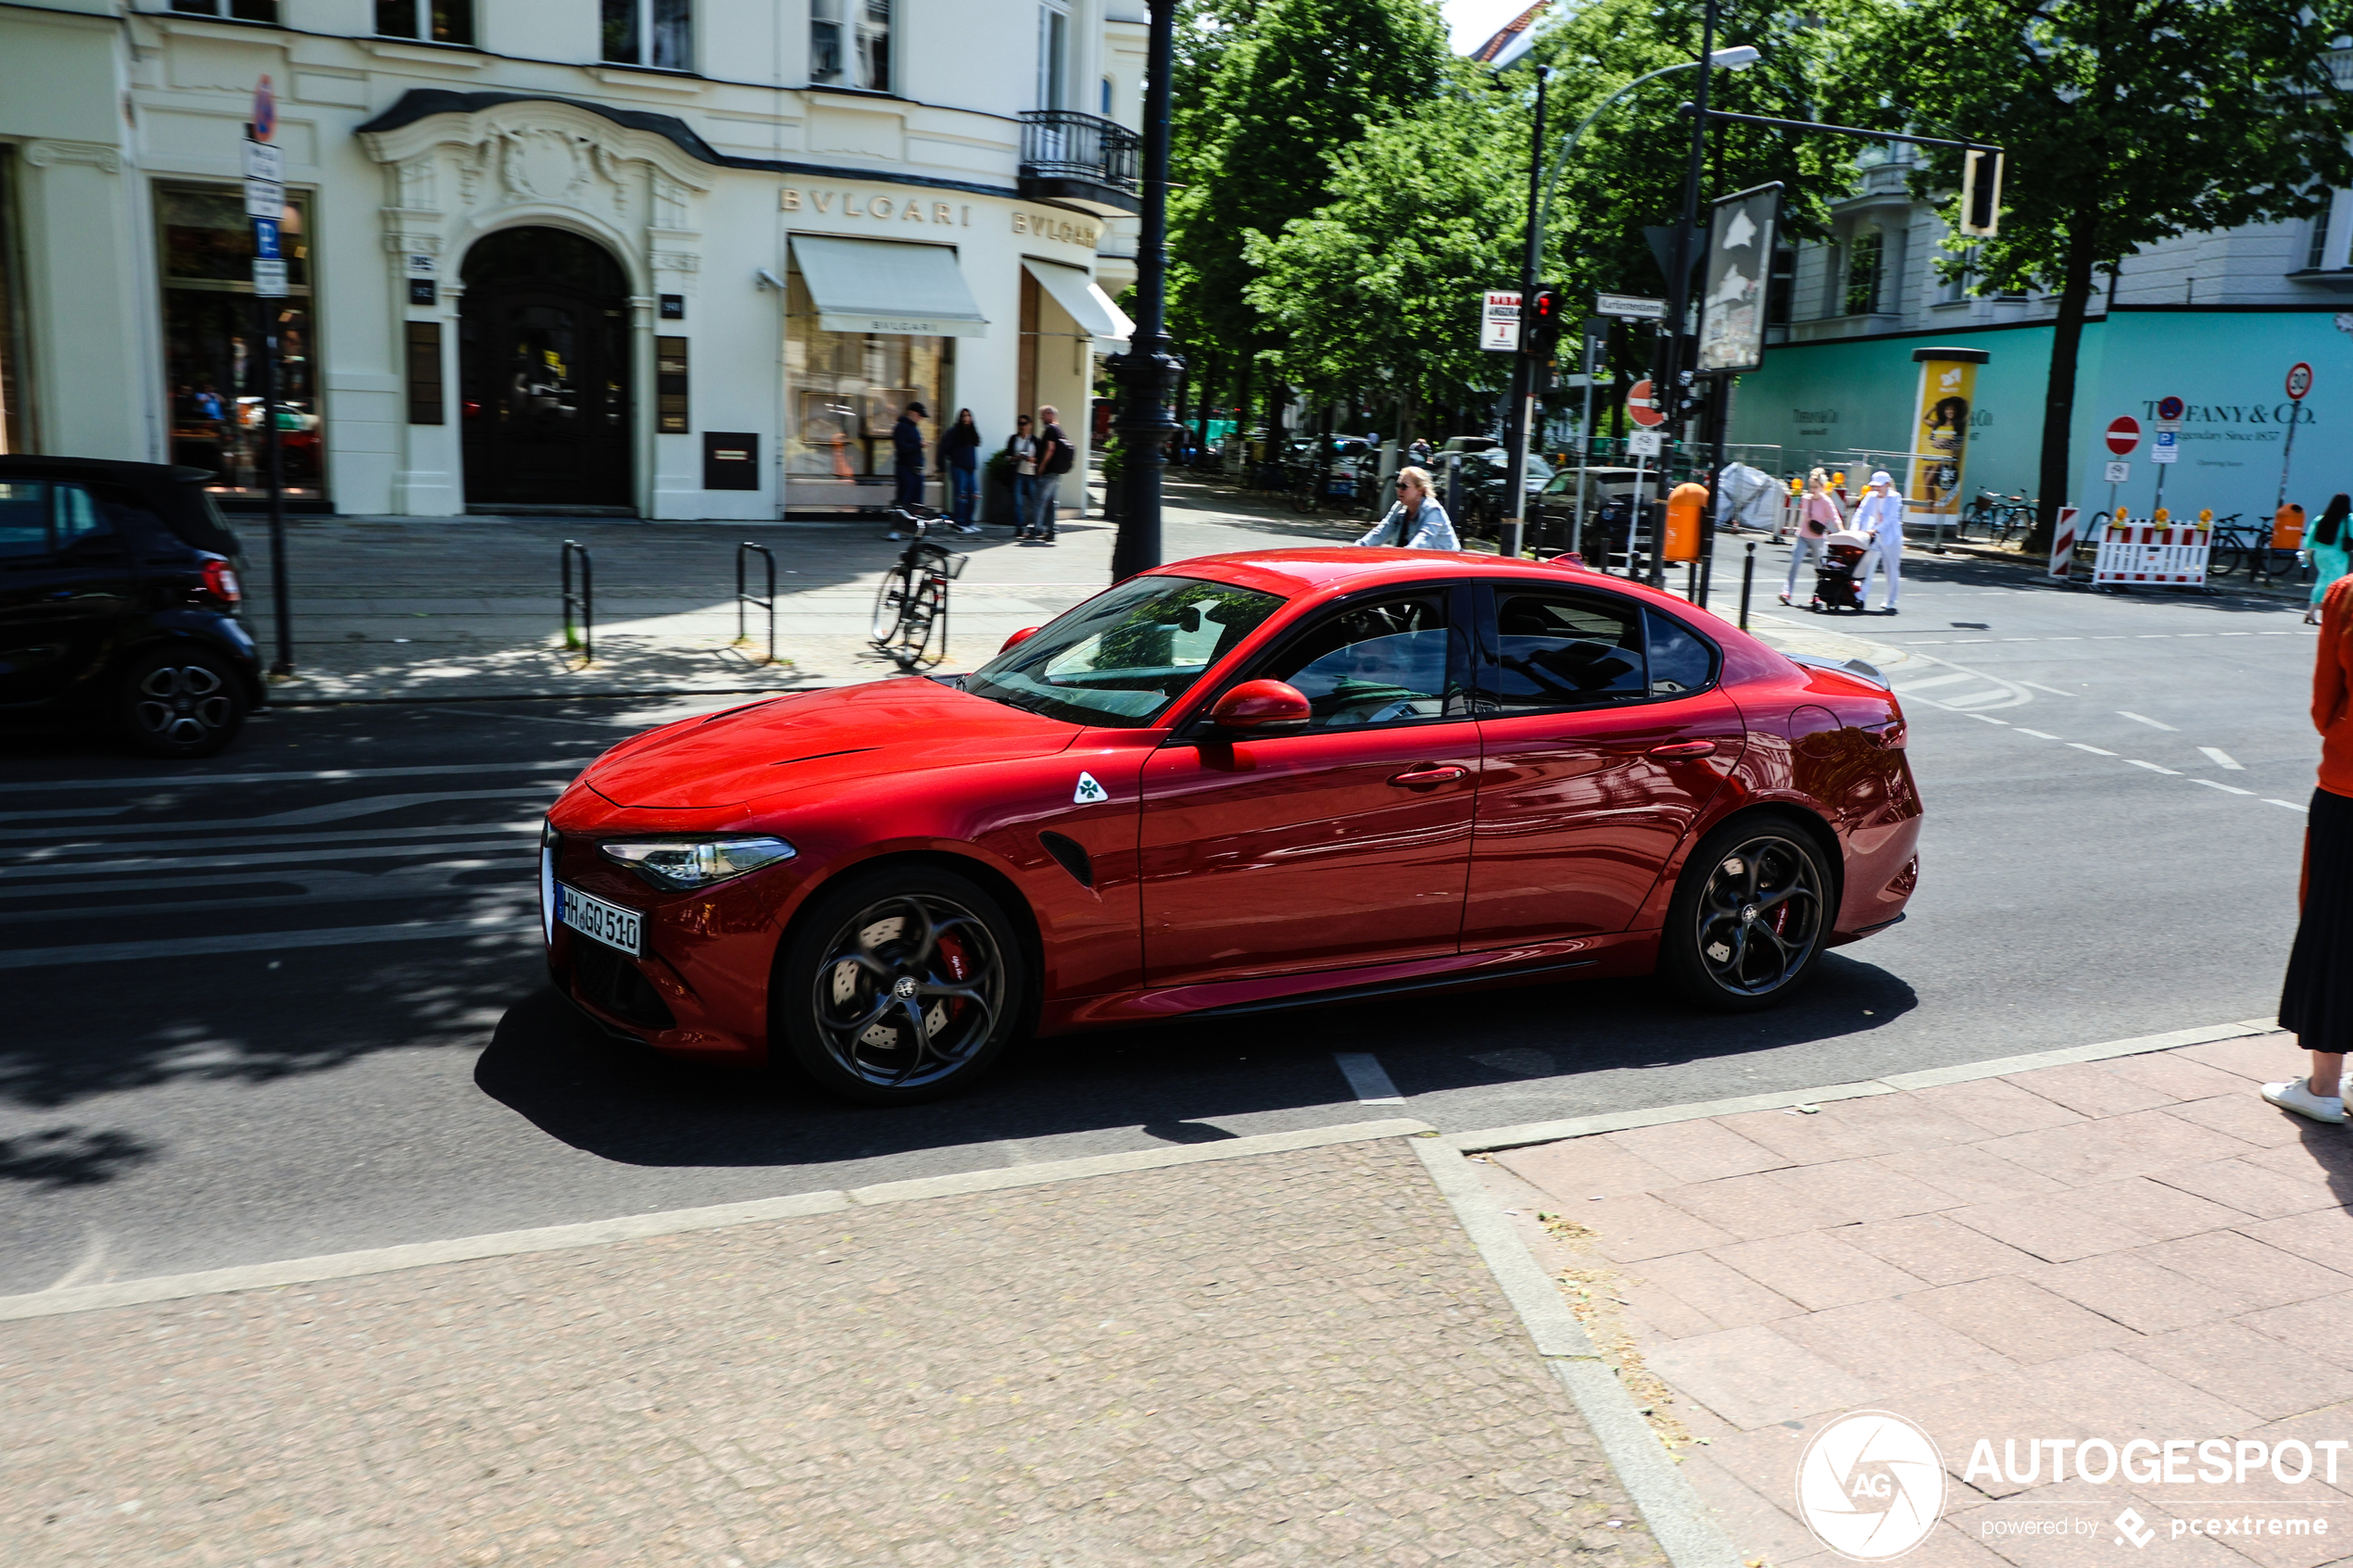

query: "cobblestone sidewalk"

left=1478, top=1025, right=2353, bottom=1568
left=2, top=1135, right=1669, bottom=1568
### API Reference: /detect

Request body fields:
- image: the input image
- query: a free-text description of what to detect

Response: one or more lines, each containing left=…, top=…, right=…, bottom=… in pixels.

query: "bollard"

left=736, top=541, right=776, bottom=665
left=1739, top=542, right=1755, bottom=631
left=560, top=539, right=593, bottom=667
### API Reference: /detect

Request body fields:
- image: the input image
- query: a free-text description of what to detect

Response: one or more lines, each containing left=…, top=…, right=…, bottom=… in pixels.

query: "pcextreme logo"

left=1796, top=1411, right=1946, bottom=1560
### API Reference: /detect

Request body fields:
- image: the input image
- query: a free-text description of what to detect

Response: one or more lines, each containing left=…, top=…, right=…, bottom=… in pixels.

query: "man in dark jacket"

left=1028, top=405, right=1074, bottom=544
left=892, top=401, right=927, bottom=509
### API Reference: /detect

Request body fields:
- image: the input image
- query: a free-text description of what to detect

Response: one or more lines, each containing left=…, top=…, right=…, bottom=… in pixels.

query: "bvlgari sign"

left=779, top=185, right=1101, bottom=248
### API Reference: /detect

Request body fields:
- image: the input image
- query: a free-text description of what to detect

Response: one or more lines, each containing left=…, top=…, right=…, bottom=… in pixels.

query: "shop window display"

left=157, top=183, right=323, bottom=501
left=783, top=268, right=947, bottom=512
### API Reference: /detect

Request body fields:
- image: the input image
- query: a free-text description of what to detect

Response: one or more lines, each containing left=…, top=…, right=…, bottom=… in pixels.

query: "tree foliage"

left=1857, top=0, right=2353, bottom=540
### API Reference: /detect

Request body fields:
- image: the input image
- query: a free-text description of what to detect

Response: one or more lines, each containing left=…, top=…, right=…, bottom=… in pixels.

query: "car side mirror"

left=1209, top=679, right=1312, bottom=734
left=1000, top=625, right=1041, bottom=653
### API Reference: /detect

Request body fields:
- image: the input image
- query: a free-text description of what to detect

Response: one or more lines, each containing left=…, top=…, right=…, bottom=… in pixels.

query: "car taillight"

left=197, top=558, right=241, bottom=608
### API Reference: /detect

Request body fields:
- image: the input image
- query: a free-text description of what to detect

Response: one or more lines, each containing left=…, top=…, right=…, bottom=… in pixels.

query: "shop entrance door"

left=459, top=228, right=632, bottom=510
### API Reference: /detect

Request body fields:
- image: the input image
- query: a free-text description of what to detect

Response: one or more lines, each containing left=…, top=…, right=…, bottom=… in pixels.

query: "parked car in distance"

left=0, top=456, right=263, bottom=759
left=1529, top=466, right=1653, bottom=563
left=541, top=546, right=1921, bottom=1105
left=1455, top=449, right=1556, bottom=535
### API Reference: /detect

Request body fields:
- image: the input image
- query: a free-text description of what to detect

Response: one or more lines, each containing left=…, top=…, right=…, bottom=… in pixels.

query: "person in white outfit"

left=1353, top=466, right=1462, bottom=549
left=1781, top=468, right=1843, bottom=605
left=1851, top=470, right=1906, bottom=614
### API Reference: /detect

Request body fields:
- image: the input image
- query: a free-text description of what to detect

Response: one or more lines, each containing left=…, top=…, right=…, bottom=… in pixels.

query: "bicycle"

left=870, top=504, right=968, bottom=670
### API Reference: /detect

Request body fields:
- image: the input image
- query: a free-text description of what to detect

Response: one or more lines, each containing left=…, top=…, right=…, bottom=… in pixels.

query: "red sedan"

left=541, top=549, right=1920, bottom=1103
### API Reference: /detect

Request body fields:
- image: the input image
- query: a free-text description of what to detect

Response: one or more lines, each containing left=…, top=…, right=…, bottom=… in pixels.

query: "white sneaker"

left=2263, top=1078, right=2346, bottom=1124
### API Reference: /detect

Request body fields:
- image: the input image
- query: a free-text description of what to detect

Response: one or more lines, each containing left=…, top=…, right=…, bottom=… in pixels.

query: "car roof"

left=1142, top=547, right=1705, bottom=614
left=0, top=456, right=240, bottom=554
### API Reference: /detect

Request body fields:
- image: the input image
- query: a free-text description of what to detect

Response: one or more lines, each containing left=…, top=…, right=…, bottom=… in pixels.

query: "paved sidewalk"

left=237, top=475, right=1362, bottom=702
left=2, top=1134, right=1671, bottom=1568
left=1478, top=1026, right=2353, bottom=1568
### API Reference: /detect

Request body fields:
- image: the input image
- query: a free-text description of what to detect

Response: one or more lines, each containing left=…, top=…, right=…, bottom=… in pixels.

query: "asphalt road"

left=0, top=542, right=2321, bottom=1296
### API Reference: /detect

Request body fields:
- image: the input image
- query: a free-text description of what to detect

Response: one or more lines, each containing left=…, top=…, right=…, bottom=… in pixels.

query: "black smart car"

left=0, top=457, right=264, bottom=759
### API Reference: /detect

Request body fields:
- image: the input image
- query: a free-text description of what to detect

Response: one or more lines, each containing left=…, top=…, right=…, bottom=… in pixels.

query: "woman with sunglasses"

left=1352, top=465, right=1461, bottom=550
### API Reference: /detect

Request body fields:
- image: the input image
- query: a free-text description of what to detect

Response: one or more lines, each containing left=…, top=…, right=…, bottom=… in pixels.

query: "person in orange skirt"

left=2268, top=571, right=2353, bottom=1122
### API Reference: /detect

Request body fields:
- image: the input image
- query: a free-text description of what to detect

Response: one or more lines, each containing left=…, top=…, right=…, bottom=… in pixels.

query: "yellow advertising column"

left=1906, top=345, right=1989, bottom=518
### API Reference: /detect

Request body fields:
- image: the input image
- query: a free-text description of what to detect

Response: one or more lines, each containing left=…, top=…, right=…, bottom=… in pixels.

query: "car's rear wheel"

left=773, top=866, right=1026, bottom=1104
left=1660, top=815, right=1832, bottom=1011
left=118, top=645, right=247, bottom=759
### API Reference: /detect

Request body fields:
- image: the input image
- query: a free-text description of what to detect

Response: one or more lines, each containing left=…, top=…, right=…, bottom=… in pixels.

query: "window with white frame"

left=812, top=0, right=892, bottom=92
left=1038, top=1, right=1069, bottom=111
left=603, top=0, right=692, bottom=71
left=375, top=0, right=472, bottom=45
left=170, top=0, right=279, bottom=19
left=2309, top=190, right=2340, bottom=270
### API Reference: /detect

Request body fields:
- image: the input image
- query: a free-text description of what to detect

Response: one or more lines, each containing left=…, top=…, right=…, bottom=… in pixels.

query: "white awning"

left=1023, top=258, right=1133, bottom=351
left=788, top=235, right=988, bottom=338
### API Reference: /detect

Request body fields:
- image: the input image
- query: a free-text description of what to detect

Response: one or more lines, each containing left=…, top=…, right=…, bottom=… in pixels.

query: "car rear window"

left=962, top=574, right=1284, bottom=728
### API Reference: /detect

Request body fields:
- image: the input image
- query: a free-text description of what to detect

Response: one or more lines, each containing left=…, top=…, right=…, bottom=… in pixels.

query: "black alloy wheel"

left=774, top=867, right=1026, bottom=1104
left=1661, top=816, right=1832, bottom=1010
left=118, top=646, right=247, bottom=759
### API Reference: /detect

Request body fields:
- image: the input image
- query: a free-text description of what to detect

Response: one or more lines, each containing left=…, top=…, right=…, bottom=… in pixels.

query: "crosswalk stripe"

left=0, top=915, right=538, bottom=970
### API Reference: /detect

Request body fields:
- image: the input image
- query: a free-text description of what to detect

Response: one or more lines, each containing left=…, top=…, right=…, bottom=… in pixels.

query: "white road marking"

left=2266, top=798, right=2311, bottom=812
left=1941, top=690, right=2014, bottom=709
left=4, top=789, right=556, bottom=844
left=2015, top=729, right=2060, bottom=739
left=1891, top=671, right=1981, bottom=693
left=1333, top=1051, right=1406, bottom=1105
left=2199, top=746, right=2244, bottom=771
left=44, top=1230, right=117, bottom=1292
left=2018, top=681, right=2078, bottom=697
left=2118, top=711, right=2178, bottom=731
left=2192, top=780, right=2256, bottom=796
left=1968, top=714, right=2009, bottom=724
left=2125, top=759, right=2181, bottom=775
left=2069, top=743, right=2118, bottom=756
left=0, top=914, right=535, bottom=970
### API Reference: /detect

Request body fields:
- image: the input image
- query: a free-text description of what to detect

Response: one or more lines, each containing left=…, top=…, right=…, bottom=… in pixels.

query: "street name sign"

left=1481, top=290, right=1521, bottom=352
left=1596, top=292, right=1667, bottom=321
left=2105, top=416, right=2140, bottom=456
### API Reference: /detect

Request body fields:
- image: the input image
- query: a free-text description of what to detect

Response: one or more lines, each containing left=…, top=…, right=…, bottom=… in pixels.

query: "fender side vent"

left=1038, top=831, right=1093, bottom=888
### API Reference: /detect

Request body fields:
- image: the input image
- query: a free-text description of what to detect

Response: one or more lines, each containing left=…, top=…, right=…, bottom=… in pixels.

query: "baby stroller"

left=1810, top=528, right=1871, bottom=614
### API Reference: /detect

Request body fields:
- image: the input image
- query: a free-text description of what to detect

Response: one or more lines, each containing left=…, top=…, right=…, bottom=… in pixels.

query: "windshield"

left=962, top=574, right=1284, bottom=728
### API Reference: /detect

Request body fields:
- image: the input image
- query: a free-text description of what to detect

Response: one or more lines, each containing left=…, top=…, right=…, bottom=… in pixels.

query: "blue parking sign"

left=252, top=217, right=280, bottom=260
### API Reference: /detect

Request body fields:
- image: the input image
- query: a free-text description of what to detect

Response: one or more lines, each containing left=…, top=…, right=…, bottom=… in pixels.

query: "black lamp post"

left=1108, top=0, right=1182, bottom=582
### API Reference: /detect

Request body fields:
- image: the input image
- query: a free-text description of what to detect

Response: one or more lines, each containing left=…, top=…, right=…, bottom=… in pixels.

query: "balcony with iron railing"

left=1018, top=110, right=1141, bottom=216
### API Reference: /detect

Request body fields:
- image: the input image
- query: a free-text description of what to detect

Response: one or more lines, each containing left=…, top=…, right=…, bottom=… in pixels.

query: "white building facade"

left=0, top=0, right=1147, bottom=519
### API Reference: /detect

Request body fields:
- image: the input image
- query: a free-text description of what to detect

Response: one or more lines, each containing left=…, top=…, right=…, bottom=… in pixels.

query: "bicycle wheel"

left=2207, top=539, right=2242, bottom=578
left=899, top=576, right=948, bottom=668
left=870, top=570, right=908, bottom=644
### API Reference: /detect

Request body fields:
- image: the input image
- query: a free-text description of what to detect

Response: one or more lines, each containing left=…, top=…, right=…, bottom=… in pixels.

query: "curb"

left=0, top=1117, right=1430, bottom=1323
left=1444, top=1016, right=2280, bottom=1154
left=1412, top=1139, right=1743, bottom=1568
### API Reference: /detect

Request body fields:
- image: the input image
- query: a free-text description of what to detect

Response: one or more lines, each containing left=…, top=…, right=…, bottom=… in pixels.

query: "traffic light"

left=1958, top=148, right=2003, bottom=237
left=1522, top=287, right=1564, bottom=356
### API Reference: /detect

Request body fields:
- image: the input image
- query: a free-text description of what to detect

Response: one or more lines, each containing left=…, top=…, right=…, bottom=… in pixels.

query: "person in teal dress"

left=2310, top=494, right=2351, bottom=625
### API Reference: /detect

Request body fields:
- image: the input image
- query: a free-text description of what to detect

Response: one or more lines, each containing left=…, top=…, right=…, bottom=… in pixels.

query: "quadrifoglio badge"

left=1797, top=1411, right=2345, bottom=1559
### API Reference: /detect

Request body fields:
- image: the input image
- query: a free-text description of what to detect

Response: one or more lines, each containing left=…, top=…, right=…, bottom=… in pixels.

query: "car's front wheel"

left=117, top=645, right=248, bottom=759
left=773, top=866, right=1027, bottom=1104
left=1660, top=815, right=1833, bottom=1011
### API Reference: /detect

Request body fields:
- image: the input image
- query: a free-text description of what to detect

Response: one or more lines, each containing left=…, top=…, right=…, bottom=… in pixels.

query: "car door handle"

left=1646, top=740, right=1718, bottom=759
left=1389, top=764, right=1468, bottom=786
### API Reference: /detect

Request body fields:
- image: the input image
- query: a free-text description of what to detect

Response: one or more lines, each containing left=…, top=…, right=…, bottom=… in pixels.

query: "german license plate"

left=558, top=884, right=641, bottom=957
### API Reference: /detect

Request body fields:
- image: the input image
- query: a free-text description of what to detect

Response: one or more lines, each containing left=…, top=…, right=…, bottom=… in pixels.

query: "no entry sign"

left=2106, top=416, right=2141, bottom=456
left=1626, top=378, right=1667, bottom=429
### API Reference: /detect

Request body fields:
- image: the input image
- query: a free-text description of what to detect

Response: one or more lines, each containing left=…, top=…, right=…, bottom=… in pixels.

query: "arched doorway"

left=459, top=228, right=632, bottom=509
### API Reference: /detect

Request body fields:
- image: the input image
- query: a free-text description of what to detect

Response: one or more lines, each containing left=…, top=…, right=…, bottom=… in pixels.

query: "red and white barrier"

left=2048, top=506, right=2079, bottom=581
left=2091, top=519, right=2208, bottom=586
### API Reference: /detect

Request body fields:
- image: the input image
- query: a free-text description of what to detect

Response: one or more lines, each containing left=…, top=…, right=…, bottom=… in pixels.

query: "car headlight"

left=597, top=836, right=797, bottom=891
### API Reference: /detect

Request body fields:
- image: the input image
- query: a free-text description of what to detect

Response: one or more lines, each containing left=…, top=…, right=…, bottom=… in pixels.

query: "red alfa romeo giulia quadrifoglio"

left=540, top=548, right=1921, bottom=1103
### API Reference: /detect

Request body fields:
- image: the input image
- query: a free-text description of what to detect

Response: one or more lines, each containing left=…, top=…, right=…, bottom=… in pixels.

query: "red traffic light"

left=1522, top=288, right=1562, bottom=330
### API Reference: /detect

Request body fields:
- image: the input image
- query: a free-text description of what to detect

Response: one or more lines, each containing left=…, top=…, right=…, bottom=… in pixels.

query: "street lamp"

left=1485, top=38, right=1757, bottom=559
left=1107, top=0, right=1181, bottom=582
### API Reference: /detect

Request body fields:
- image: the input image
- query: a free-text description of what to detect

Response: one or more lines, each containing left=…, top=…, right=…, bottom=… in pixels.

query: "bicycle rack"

left=560, top=539, right=593, bottom=667
left=736, top=541, right=776, bottom=666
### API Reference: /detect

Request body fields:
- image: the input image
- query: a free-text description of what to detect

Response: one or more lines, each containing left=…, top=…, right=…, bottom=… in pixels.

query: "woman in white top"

left=1353, top=465, right=1462, bottom=550
left=1851, top=470, right=1907, bottom=614
left=1780, top=468, right=1844, bottom=606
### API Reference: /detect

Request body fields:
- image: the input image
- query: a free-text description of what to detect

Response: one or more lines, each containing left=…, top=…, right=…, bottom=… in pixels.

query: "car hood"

left=582, top=679, right=1080, bottom=809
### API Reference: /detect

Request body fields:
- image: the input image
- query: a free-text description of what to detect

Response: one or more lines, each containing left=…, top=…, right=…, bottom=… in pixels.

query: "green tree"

left=1241, top=69, right=1527, bottom=439
left=1862, top=0, right=2353, bottom=545
left=1170, top=0, right=1452, bottom=424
